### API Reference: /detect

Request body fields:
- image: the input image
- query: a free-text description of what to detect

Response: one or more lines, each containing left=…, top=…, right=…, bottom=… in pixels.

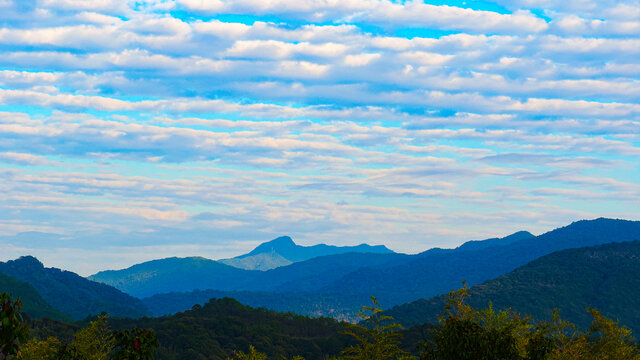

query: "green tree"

left=71, top=314, right=114, bottom=360
left=227, top=345, right=267, bottom=360
left=340, top=296, right=414, bottom=360
left=421, top=283, right=551, bottom=360
left=0, top=293, right=29, bottom=359
left=111, top=327, right=158, bottom=360
left=16, top=337, right=61, bottom=360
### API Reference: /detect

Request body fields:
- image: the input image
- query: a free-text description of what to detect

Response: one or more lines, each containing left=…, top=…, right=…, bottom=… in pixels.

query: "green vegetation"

left=4, top=285, right=640, bottom=359
left=0, top=256, right=149, bottom=320
left=387, top=240, right=640, bottom=332
left=1, top=294, right=29, bottom=358
left=0, top=273, right=70, bottom=322
left=13, top=311, right=158, bottom=359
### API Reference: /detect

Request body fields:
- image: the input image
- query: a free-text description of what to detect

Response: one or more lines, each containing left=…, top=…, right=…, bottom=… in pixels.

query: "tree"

left=422, top=283, right=551, bottom=360
left=0, top=293, right=29, bottom=359
left=340, top=296, right=414, bottom=360
left=111, top=327, right=158, bottom=360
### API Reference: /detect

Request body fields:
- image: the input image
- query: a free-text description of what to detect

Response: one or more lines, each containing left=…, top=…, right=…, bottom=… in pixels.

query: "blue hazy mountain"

left=90, top=252, right=407, bottom=298
left=90, top=236, right=399, bottom=297
left=385, top=240, right=640, bottom=333
left=91, top=218, right=640, bottom=320
left=319, top=218, right=640, bottom=308
left=0, top=256, right=149, bottom=320
left=219, top=236, right=394, bottom=270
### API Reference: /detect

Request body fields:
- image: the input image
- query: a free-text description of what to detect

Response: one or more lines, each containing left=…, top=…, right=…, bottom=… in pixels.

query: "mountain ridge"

left=220, top=235, right=394, bottom=270
left=0, top=255, right=150, bottom=320
left=385, top=240, right=640, bottom=333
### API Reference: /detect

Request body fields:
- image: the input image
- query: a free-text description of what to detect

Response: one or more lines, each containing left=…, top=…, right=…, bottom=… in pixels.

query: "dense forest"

left=3, top=287, right=640, bottom=360
left=387, top=240, right=640, bottom=333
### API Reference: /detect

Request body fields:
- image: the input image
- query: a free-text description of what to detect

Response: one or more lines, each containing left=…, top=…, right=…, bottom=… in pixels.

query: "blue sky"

left=0, top=0, right=639, bottom=275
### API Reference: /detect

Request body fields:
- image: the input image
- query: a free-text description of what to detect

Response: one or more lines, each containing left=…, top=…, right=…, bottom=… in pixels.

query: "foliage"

left=340, top=296, right=414, bottom=360
left=0, top=273, right=71, bottom=322
left=71, top=315, right=114, bottom=360
left=388, top=240, right=640, bottom=333
left=422, top=283, right=640, bottom=360
left=226, top=345, right=305, bottom=360
left=227, top=345, right=267, bottom=360
left=15, top=337, right=60, bottom=360
left=112, top=327, right=159, bottom=360
left=107, top=297, right=353, bottom=360
left=0, top=294, right=29, bottom=359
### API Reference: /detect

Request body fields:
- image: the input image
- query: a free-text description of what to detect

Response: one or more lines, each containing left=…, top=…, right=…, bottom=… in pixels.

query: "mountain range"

left=2, top=217, right=640, bottom=328
left=219, top=235, right=393, bottom=270
left=88, top=218, right=640, bottom=320
left=89, top=237, right=404, bottom=298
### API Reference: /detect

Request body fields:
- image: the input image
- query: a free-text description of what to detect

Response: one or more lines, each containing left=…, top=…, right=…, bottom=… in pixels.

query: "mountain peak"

left=11, top=255, right=44, bottom=268
left=239, top=236, right=296, bottom=259
left=267, top=236, right=296, bottom=248
left=233, top=236, right=394, bottom=265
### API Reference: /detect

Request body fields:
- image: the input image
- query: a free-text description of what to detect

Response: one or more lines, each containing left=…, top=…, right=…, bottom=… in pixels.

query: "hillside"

left=0, top=272, right=71, bottom=321
left=90, top=256, right=254, bottom=298
left=386, top=240, right=640, bottom=333
left=0, top=256, right=150, bottom=320
left=108, top=297, right=353, bottom=360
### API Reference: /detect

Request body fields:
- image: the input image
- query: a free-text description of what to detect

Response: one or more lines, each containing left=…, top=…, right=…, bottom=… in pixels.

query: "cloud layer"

left=0, top=0, right=639, bottom=274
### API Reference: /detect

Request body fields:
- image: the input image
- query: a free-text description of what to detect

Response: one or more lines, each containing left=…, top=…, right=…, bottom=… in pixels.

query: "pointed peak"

left=238, top=236, right=297, bottom=259
left=266, top=236, right=295, bottom=247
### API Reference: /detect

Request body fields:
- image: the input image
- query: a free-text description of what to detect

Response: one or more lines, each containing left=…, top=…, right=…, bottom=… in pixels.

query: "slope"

left=0, top=256, right=150, bottom=320
left=0, top=272, right=71, bottom=321
left=108, top=297, right=353, bottom=360
left=386, top=240, right=640, bottom=333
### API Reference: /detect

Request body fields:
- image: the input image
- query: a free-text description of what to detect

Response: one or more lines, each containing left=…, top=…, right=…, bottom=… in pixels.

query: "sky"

left=0, top=0, right=639, bottom=275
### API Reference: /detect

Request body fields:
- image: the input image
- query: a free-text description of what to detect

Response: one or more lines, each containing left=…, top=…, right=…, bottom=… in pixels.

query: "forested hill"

left=107, top=297, right=353, bottom=360
left=0, top=272, right=70, bottom=321
left=0, top=256, right=150, bottom=320
left=386, top=240, right=640, bottom=332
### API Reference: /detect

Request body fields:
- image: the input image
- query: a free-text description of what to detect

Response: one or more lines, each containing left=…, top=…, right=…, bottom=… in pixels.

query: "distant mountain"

left=90, top=256, right=252, bottom=298
left=0, top=256, right=150, bottom=320
left=92, top=219, right=640, bottom=320
left=386, top=240, right=640, bottom=333
left=219, top=236, right=394, bottom=270
left=91, top=252, right=407, bottom=299
left=219, top=251, right=293, bottom=270
left=143, top=289, right=372, bottom=322
left=0, top=272, right=71, bottom=321
left=455, top=230, right=534, bottom=252
left=318, top=218, right=640, bottom=308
